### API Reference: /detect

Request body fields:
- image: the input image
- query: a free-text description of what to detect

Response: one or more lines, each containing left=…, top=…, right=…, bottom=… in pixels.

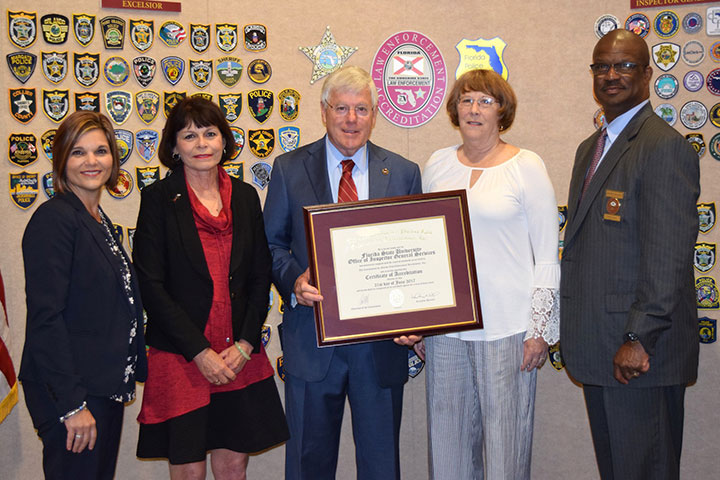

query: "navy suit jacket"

left=20, top=192, right=147, bottom=428
left=264, top=137, right=422, bottom=386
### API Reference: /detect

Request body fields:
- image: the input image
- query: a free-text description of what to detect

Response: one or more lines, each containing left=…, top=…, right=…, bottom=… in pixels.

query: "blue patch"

left=698, top=202, right=716, bottom=234
left=408, top=349, right=424, bottom=378
left=276, top=356, right=285, bottom=382
left=41, top=172, right=54, bottom=198
left=7, top=51, right=36, bottom=84
left=699, top=317, right=717, bottom=344
left=114, top=129, right=134, bottom=165
left=9, top=171, right=38, bottom=210
left=251, top=161, right=272, bottom=190
left=135, top=129, right=159, bottom=163
left=548, top=343, right=564, bottom=371
left=158, top=20, right=186, bottom=47
left=696, top=276, right=720, bottom=309
left=706, top=68, right=720, bottom=96
left=654, top=10, right=680, bottom=38
left=654, top=74, right=678, bottom=99
left=557, top=205, right=568, bottom=232
left=105, top=90, right=133, bottom=125
left=278, top=126, right=300, bottom=152
left=161, top=56, right=185, bottom=85
left=261, top=324, right=271, bottom=348
left=682, top=12, right=702, bottom=34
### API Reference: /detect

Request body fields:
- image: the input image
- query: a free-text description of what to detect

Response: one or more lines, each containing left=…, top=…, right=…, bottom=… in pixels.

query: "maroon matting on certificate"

left=304, top=190, right=482, bottom=346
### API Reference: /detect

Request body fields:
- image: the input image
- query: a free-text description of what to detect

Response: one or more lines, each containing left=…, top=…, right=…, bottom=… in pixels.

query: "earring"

left=172, top=152, right=180, bottom=161
left=223, top=147, right=226, bottom=154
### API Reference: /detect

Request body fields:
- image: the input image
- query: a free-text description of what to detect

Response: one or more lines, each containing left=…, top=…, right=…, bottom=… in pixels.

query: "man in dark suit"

left=560, top=30, right=700, bottom=480
left=263, top=65, right=421, bottom=480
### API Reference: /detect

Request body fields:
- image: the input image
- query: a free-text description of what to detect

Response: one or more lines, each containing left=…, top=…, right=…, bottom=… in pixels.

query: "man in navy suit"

left=264, top=65, right=421, bottom=480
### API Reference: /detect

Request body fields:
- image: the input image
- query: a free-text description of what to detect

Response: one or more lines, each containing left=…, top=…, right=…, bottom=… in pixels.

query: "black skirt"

left=137, top=376, right=289, bottom=465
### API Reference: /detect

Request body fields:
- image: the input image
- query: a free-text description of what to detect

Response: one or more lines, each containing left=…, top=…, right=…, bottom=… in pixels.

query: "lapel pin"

left=382, top=168, right=389, bottom=175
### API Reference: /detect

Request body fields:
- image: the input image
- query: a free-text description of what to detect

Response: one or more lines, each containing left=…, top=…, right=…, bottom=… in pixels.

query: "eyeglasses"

left=326, top=103, right=373, bottom=117
left=589, top=62, right=645, bottom=76
left=457, top=96, right=497, bottom=109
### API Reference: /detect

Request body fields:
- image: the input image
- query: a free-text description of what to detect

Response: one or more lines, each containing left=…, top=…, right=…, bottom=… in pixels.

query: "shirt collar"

left=325, top=136, right=368, bottom=173
left=605, top=99, right=649, bottom=144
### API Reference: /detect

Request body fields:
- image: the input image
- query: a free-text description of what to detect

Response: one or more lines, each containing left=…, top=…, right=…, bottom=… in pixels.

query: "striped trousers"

left=425, top=332, right=536, bottom=480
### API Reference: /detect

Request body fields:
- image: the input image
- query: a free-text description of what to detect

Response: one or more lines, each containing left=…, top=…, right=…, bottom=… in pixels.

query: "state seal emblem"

left=250, top=161, right=272, bottom=189
left=699, top=317, right=717, bottom=344
left=216, top=57, right=243, bottom=87
left=9, top=87, right=36, bottom=124
left=698, top=202, right=717, bottom=234
left=408, top=349, right=424, bottom=378
left=7, top=52, right=37, bottom=84
left=135, top=90, right=160, bottom=125
left=8, top=11, right=37, bottom=49
left=229, top=126, right=245, bottom=159
left=190, top=59, right=213, bottom=89
left=455, top=37, right=508, bottom=80
left=653, top=10, right=680, bottom=39
left=75, top=92, right=100, bottom=112
left=696, top=276, right=719, bottom=309
left=248, top=129, right=274, bottom=158
left=222, top=161, right=244, bottom=180
left=190, top=24, right=210, bottom=53
left=679, top=101, right=707, bottom=130
left=652, top=43, right=680, bottom=71
left=216, top=23, right=238, bottom=52
left=218, top=94, right=242, bottom=123
left=686, top=133, right=706, bottom=158
left=133, top=56, right=156, bottom=88
left=107, top=169, right=133, bottom=199
left=73, top=52, right=100, bottom=87
left=8, top=133, right=38, bottom=168
left=279, top=88, right=300, bottom=121
left=129, top=19, right=154, bottom=52
left=299, top=26, right=357, bottom=84
left=710, top=103, right=720, bottom=128
left=161, top=56, right=185, bottom=85
left=248, top=89, right=274, bottom=124
left=244, top=24, right=267, bottom=51
left=9, top=171, right=38, bottom=209
left=372, top=30, right=448, bottom=128
left=158, top=21, right=186, bottom=47
left=694, top=242, right=716, bottom=273
left=136, top=166, right=160, bottom=190
left=42, top=89, right=69, bottom=123
left=41, top=172, right=54, bottom=198
left=278, top=126, right=300, bottom=152
left=136, top=129, right=159, bottom=163
left=104, top=56, right=130, bottom=86
left=164, top=91, right=186, bottom=117
left=40, top=14, right=69, bottom=44
left=100, top=16, right=125, bottom=49
left=72, top=14, right=95, bottom=47
left=41, top=51, right=68, bottom=84
left=114, top=129, right=134, bottom=165
left=41, top=129, right=56, bottom=162
left=105, top=90, right=133, bottom=125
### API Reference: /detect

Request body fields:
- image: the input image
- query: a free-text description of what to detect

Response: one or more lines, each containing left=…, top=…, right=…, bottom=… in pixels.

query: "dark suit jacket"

left=263, top=137, right=422, bottom=386
left=20, top=192, right=147, bottom=427
left=560, top=103, right=700, bottom=387
left=133, top=167, right=271, bottom=362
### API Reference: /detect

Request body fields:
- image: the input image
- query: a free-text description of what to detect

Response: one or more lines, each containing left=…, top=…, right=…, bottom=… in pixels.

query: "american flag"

left=0, top=269, right=18, bottom=423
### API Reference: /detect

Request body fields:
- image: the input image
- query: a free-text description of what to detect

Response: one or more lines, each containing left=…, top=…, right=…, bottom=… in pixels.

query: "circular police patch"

left=680, top=101, right=708, bottom=130
left=706, top=68, right=720, bottom=96
left=685, top=133, right=706, bottom=158
left=247, top=59, right=271, bottom=84
left=107, top=168, right=133, bottom=199
left=682, top=12, right=703, bottom=34
left=654, top=103, right=677, bottom=125
left=653, top=10, right=680, bottom=38
left=710, top=103, right=720, bottom=128
left=625, top=13, right=650, bottom=38
left=684, top=70, right=704, bottom=92
left=710, top=41, right=720, bottom=63
left=654, top=74, right=679, bottom=99
left=595, top=14, right=619, bottom=38
left=710, top=133, right=720, bottom=161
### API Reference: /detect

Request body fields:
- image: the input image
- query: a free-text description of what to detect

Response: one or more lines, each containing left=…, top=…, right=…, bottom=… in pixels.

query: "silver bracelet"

left=59, top=401, right=87, bottom=423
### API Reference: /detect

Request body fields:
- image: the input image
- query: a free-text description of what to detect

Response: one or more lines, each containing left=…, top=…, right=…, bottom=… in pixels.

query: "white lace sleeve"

left=524, top=286, right=560, bottom=345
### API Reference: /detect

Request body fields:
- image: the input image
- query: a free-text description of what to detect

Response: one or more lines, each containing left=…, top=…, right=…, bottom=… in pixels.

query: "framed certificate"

left=304, top=190, right=482, bottom=346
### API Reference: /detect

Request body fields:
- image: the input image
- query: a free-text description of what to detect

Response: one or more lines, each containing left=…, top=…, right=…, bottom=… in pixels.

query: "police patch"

left=107, top=168, right=133, bottom=199
left=114, top=129, right=134, bottom=165
left=548, top=343, right=565, bottom=371
left=244, top=24, right=267, bottom=51
left=190, top=24, right=210, bottom=53
left=100, top=16, right=125, bottom=49
left=595, top=14, right=619, bottom=38
left=654, top=74, right=678, bottom=99
left=42, top=89, right=69, bottom=123
left=218, top=93, right=242, bottom=123
left=9, top=87, right=36, bottom=124
left=247, top=59, right=271, bottom=84
left=276, top=356, right=285, bottom=382
left=72, top=14, right=95, bottom=47
left=73, top=52, right=100, bottom=87
left=593, top=108, right=606, bottom=130
left=129, top=19, right=154, bottom=52
left=41, top=129, right=56, bottom=162
left=278, top=126, right=300, bottom=152
left=686, top=133, right=706, bottom=158
left=40, top=14, right=69, bottom=44
left=229, top=126, right=245, bottom=159
left=135, top=129, right=159, bottom=163
left=192, top=92, right=213, bottom=102
left=41, top=51, right=68, bottom=84
left=7, top=52, right=36, bottom=84
left=558, top=205, right=568, bottom=232
left=260, top=324, right=271, bottom=348
left=104, top=56, right=130, bottom=86
left=683, top=12, right=703, bottom=34
left=625, top=13, right=650, bottom=38
left=159, top=20, right=186, bottom=47
left=136, top=165, right=160, bottom=190
left=132, top=56, right=156, bottom=88
left=248, top=89, right=273, bottom=124
left=74, top=92, right=100, bottom=112
left=653, top=10, right=680, bottom=38
left=699, top=317, right=717, bottom=344
left=408, top=349, right=424, bottom=378
left=679, top=101, right=707, bottom=130
left=696, top=276, right=720, bottom=309
left=710, top=103, right=720, bottom=128
left=41, top=172, right=54, bottom=198
left=161, top=56, right=184, bottom=85
left=8, top=133, right=38, bottom=168
left=135, top=90, right=160, bottom=125
left=8, top=11, right=37, bottom=49
left=279, top=88, right=300, bottom=121
left=710, top=133, right=720, bottom=161
left=215, top=23, right=238, bottom=52
left=707, top=68, right=720, bottom=96
left=163, top=91, right=186, bottom=118
left=189, top=59, right=213, bottom=89
left=9, top=171, right=38, bottom=209
left=698, top=202, right=716, bottom=234
left=695, top=242, right=716, bottom=273
left=222, top=161, right=244, bottom=180
left=127, top=227, right=136, bottom=251
left=216, top=57, right=243, bottom=87
left=112, top=224, right=124, bottom=244
left=251, top=161, right=272, bottom=189
left=654, top=103, right=677, bottom=126
left=105, top=90, right=132, bottom=125
left=652, top=43, right=679, bottom=72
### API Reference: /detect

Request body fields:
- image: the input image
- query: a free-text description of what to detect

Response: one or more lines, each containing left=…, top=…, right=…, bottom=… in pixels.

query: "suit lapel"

left=367, top=141, right=390, bottom=200
left=228, top=179, right=246, bottom=275
left=302, top=137, right=334, bottom=204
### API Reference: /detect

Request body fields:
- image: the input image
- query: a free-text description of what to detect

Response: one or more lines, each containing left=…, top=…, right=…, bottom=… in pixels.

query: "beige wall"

left=1, top=1, right=718, bottom=478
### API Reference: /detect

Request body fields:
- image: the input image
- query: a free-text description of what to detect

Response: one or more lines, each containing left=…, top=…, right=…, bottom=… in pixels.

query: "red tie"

left=338, top=159, right=358, bottom=203
left=581, top=130, right=607, bottom=198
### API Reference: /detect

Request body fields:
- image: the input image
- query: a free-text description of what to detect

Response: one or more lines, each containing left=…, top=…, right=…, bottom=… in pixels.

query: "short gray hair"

left=320, top=65, right=378, bottom=108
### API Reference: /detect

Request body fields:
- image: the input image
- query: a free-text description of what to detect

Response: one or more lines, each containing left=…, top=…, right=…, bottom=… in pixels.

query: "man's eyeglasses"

left=326, top=103, right=373, bottom=117
left=457, top=96, right=497, bottom=109
left=589, top=62, right=645, bottom=76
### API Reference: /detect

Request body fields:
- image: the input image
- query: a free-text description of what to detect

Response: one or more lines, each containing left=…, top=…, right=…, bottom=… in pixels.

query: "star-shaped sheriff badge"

left=299, top=26, right=357, bottom=84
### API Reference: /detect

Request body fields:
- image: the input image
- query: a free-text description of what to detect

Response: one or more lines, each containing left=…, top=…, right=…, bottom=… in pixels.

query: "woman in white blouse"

left=421, top=69, right=560, bottom=479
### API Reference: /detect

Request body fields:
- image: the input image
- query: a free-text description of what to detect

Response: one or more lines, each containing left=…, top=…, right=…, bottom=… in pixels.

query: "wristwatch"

left=624, top=331, right=640, bottom=343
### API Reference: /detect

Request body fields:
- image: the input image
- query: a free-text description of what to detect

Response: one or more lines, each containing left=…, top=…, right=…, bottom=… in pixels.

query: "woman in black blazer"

left=20, top=111, right=147, bottom=480
left=134, top=97, right=287, bottom=479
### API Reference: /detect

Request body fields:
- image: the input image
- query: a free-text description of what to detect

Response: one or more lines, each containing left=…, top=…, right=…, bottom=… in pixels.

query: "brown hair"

left=52, top=111, right=120, bottom=195
left=158, top=96, right=236, bottom=169
left=446, top=69, right=517, bottom=131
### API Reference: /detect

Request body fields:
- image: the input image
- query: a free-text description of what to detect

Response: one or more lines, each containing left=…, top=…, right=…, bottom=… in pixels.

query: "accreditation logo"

left=652, top=43, right=680, bottom=71
left=218, top=93, right=242, bottom=123
left=7, top=52, right=36, bottom=84
left=114, top=129, right=134, bottom=165
left=75, top=92, right=100, bottom=112
left=42, top=89, right=69, bottom=123
left=164, top=91, right=186, bottom=118
left=41, top=129, right=56, bottom=162
left=695, top=243, right=716, bottom=273
left=9, top=172, right=38, bottom=209
left=222, top=161, right=244, bottom=180
left=278, top=126, right=300, bottom=152
left=73, top=52, right=100, bottom=87
left=107, top=169, right=133, bottom=199
left=699, top=202, right=716, bottom=234
left=136, top=129, right=159, bottom=163
left=100, top=16, right=125, bottom=49
left=190, top=59, right=213, bottom=89
left=135, top=90, right=160, bottom=125
left=278, top=88, right=300, bottom=121
left=132, top=56, right=156, bottom=88
left=136, top=165, right=160, bottom=190
left=251, top=161, right=272, bottom=189
left=158, top=21, right=185, bottom=47
left=41, top=51, right=68, bottom=84
left=229, top=126, right=245, bottom=159
left=8, top=11, right=37, bottom=49
left=105, top=90, right=133, bottom=125
left=248, top=89, right=273, bottom=124
left=161, top=56, right=184, bottom=85
left=104, top=56, right=130, bottom=86
left=42, top=172, right=54, bottom=198
left=190, top=24, right=210, bottom=53
left=129, top=19, right=154, bottom=52
left=72, top=14, right=95, bottom=47
left=40, top=14, right=69, bottom=44
left=244, top=24, right=267, bottom=51
left=699, top=317, right=717, bottom=344
left=248, top=129, right=273, bottom=158
left=9, top=87, right=36, bottom=124
left=8, top=133, right=38, bottom=168
left=216, top=23, right=238, bottom=52
left=216, top=57, right=243, bottom=87
left=372, top=30, right=448, bottom=128
left=455, top=37, right=508, bottom=80
left=696, top=276, right=719, bottom=309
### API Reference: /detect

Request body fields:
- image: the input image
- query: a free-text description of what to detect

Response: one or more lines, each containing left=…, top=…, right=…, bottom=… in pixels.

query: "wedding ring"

left=632, top=371, right=640, bottom=377
left=75, top=434, right=82, bottom=438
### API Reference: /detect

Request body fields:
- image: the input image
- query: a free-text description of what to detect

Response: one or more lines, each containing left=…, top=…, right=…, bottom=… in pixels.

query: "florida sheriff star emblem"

left=299, top=26, right=357, bottom=84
